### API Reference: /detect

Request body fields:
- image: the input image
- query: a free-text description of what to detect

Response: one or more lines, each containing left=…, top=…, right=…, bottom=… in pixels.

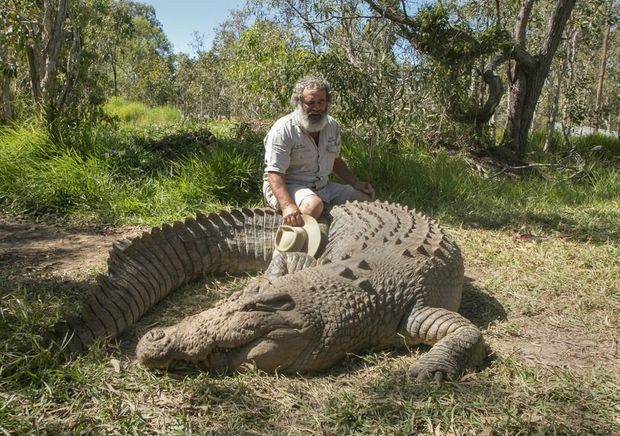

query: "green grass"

left=0, top=101, right=618, bottom=434
left=343, top=137, right=620, bottom=242
left=103, top=96, right=182, bottom=126
left=1, top=111, right=617, bottom=237
left=0, top=119, right=263, bottom=224
left=528, top=128, right=620, bottom=162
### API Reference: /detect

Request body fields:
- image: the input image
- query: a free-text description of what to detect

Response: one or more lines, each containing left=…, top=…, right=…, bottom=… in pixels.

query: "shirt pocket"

left=326, top=142, right=339, bottom=155
left=291, top=144, right=311, bottom=165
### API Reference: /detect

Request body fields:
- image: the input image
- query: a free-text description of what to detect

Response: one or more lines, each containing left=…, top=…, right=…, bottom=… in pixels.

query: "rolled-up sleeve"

left=264, top=128, right=291, bottom=173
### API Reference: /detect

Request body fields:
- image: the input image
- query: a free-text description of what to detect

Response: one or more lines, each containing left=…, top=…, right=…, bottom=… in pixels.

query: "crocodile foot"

left=409, top=357, right=461, bottom=382
left=409, top=338, right=488, bottom=382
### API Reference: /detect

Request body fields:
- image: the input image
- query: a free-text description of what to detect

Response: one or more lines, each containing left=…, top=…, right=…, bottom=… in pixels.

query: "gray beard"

left=295, top=106, right=328, bottom=133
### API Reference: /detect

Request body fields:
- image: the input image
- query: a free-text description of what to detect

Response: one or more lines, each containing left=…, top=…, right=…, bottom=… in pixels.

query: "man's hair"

left=290, top=76, right=331, bottom=107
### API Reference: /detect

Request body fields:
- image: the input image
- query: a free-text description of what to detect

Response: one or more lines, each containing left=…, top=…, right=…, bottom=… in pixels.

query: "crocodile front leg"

left=399, top=306, right=487, bottom=381
left=265, top=251, right=318, bottom=280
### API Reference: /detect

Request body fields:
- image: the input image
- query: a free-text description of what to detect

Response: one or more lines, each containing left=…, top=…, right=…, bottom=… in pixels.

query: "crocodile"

left=54, top=201, right=486, bottom=380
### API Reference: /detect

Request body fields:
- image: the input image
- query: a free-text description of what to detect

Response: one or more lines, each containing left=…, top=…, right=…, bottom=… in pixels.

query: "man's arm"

left=332, top=157, right=375, bottom=200
left=267, top=172, right=304, bottom=226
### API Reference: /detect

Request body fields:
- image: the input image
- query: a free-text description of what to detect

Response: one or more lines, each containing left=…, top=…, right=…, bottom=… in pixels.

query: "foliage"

left=224, top=21, right=318, bottom=119
left=0, top=0, right=175, bottom=125
left=412, top=3, right=512, bottom=64
left=3, top=0, right=618, bottom=162
left=0, top=106, right=263, bottom=224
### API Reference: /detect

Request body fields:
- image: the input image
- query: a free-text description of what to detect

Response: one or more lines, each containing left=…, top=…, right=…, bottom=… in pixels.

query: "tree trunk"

left=0, top=47, right=15, bottom=122
left=25, top=0, right=70, bottom=120
left=544, top=58, right=565, bottom=153
left=502, top=0, right=577, bottom=160
left=594, top=1, right=613, bottom=132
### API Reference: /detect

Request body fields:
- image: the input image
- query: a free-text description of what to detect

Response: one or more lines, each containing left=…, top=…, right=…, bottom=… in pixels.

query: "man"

left=263, top=76, right=375, bottom=227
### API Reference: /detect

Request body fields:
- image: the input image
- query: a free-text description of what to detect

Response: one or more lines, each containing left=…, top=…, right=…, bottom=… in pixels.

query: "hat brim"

left=300, top=214, right=321, bottom=258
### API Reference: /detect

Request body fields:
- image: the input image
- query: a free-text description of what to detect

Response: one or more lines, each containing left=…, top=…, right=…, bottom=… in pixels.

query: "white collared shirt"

left=263, top=111, right=341, bottom=190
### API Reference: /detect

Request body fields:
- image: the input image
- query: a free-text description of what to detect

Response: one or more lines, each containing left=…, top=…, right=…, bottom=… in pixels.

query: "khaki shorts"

left=264, top=181, right=354, bottom=209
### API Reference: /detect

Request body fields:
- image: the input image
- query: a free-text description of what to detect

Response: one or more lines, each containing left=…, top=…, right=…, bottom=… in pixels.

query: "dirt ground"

left=0, top=215, right=145, bottom=280
left=1, top=215, right=617, bottom=376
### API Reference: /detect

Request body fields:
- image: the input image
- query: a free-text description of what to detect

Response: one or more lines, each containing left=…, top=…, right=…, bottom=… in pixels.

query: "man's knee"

left=299, top=195, right=324, bottom=218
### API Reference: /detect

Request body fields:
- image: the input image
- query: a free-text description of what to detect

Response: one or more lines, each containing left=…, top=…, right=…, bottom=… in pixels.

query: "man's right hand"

left=282, top=204, right=303, bottom=226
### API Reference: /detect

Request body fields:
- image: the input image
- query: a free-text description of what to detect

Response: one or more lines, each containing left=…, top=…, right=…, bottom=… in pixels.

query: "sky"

left=141, top=0, right=247, bottom=54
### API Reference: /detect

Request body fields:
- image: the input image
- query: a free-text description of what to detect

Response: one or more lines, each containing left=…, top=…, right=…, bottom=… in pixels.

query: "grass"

left=0, top=118, right=263, bottom=225
left=103, top=97, right=182, bottom=126
left=0, top=100, right=619, bottom=434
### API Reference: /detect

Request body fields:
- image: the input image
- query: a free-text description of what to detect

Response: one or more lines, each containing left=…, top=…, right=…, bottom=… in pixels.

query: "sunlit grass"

left=0, top=118, right=263, bottom=224
left=103, top=96, right=182, bottom=126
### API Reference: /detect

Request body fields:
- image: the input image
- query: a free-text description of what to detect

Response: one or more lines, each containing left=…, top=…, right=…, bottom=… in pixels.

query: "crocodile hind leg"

left=399, top=306, right=487, bottom=381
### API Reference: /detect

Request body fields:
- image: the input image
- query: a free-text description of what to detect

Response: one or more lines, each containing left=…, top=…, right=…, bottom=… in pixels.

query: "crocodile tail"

left=51, top=207, right=282, bottom=352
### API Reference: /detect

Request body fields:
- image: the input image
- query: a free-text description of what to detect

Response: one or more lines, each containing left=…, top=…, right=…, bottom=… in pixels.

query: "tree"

left=502, top=0, right=577, bottom=159
left=365, top=0, right=578, bottom=160
left=225, top=20, right=317, bottom=119
left=250, top=0, right=422, bottom=138
left=594, top=0, right=615, bottom=131
left=112, top=3, right=174, bottom=105
left=0, top=0, right=82, bottom=122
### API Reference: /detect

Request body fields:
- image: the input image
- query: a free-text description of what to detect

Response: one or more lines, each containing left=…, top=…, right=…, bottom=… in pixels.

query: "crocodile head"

left=136, top=291, right=314, bottom=373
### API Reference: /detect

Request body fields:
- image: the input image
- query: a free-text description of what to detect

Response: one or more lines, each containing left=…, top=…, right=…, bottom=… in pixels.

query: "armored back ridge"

left=54, top=201, right=486, bottom=380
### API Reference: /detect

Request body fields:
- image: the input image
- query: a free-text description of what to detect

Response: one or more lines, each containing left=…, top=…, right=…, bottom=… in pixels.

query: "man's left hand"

left=353, top=181, right=375, bottom=201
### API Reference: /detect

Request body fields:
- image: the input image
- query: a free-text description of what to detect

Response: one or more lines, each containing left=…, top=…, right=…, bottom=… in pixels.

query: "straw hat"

left=274, top=214, right=322, bottom=258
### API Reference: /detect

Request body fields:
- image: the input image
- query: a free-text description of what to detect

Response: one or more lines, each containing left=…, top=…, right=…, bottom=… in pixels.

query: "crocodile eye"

left=148, top=330, right=165, bottom=341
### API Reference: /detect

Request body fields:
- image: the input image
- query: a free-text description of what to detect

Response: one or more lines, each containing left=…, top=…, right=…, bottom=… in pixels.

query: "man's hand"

left=282, top=203, right=304, bottom=226
left=353, top=181, right=376, bottom=201
left=267, top=172, right=304, bottom=225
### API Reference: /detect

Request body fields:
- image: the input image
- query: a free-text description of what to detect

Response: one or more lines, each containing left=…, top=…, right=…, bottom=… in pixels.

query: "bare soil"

left=1, top=215, right=617, bottom=376
left=0, top=215, right=144, bottom=280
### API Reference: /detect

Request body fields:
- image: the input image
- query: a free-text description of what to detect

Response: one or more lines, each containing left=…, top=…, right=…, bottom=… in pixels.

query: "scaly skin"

left=136, top=201, right=487, bottom=380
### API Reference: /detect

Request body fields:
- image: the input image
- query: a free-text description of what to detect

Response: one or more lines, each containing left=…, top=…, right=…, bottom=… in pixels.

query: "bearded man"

left=263, top=76, right=375, bottom=226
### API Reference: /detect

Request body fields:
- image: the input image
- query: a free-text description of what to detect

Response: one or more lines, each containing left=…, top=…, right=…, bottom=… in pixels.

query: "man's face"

left=297, top=88, right=328, bottom=132
left=301, top=88, right=328, bottom=118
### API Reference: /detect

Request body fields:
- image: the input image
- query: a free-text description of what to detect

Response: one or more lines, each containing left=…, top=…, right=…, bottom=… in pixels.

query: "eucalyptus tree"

left=174, top=50, right=231, bottom=119
left=365, top=0, right=578, bottom=160
left=0, top=0, right=81, bottom=122
left=538, top=0, right=619, bottom=150
left=225, top=20, right=318, bottom=119
left=111, top=2, right=174, bottom=106
left=0, top=0, right=176, bottom=123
